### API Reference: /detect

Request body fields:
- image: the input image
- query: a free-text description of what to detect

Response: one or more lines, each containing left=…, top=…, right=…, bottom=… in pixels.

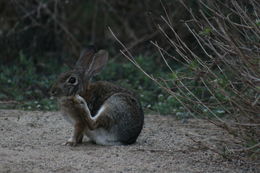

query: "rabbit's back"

left=105, top=93, right=144, bottom=144
left=83, top=81, right=137, bottom=115
left=83, top=81, right=144, bottom=145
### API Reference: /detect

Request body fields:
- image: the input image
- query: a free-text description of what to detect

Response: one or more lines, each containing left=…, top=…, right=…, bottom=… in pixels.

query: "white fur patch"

left=86, top=128, right=120, bottom=145
left=75, top=95, right=86, bottom=103
left=91, top=105, right=106, bottom=120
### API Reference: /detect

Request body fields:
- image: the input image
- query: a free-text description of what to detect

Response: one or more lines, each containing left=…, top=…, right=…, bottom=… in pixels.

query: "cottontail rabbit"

left=50, top=47, right=144, bottom=146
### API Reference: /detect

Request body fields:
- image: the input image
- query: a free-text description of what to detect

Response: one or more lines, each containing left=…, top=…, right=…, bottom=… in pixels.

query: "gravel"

left=0, top=110, right=258, bottom=173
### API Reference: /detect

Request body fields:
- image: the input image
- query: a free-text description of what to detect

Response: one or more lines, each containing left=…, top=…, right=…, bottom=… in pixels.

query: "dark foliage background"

left=0, top=0, right=195, bottom=113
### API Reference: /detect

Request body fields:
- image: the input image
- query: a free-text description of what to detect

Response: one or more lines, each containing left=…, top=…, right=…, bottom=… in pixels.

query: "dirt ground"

left=0, top=109, right=258, bottom=173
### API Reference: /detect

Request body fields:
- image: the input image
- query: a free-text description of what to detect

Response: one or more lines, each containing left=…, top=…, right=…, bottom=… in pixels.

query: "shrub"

left=113, top=0, right=260, bottom=160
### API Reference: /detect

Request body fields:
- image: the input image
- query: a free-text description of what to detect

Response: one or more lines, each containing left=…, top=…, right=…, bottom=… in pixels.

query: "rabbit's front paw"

left=63, top=138, right=78, bottom=147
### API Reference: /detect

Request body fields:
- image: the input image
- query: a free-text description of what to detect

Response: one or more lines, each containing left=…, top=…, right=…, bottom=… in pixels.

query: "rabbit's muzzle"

left=49, top=86, right=62, bottom=97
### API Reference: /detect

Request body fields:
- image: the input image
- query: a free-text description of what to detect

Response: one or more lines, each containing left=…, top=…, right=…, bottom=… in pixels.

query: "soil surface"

left=0, top=110, right=258, bottom=173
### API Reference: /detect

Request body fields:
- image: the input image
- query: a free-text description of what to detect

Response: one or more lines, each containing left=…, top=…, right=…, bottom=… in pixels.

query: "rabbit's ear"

left=86, top=50, right=108, bottom=77
left=75, top=46, right=97, bottom=69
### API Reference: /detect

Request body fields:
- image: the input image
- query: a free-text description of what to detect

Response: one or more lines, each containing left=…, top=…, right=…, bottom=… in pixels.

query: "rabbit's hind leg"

left=82, top=104, right=112, bottom=130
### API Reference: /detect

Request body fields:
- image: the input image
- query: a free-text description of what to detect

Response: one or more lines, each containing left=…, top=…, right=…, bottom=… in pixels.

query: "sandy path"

left=0, top=110, right=258, bottom=173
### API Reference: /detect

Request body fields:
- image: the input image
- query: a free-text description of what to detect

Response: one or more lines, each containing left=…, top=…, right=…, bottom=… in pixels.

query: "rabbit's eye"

left=68, top=77, right=77, bottom=84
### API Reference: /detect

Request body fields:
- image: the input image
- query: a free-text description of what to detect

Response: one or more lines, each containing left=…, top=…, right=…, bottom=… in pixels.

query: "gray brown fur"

left=50, top=48, right=144, bottom=146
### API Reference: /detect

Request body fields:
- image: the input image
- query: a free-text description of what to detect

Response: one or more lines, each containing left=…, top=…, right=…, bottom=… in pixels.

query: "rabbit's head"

left=50, top=47, right=108, bottom=97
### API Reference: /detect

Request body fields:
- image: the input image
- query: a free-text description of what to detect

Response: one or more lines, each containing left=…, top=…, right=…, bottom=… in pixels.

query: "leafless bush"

left=111, top=0, right=260, bottom=160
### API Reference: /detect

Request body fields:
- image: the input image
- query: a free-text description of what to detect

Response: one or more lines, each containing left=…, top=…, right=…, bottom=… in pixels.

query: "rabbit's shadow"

left=80, top=140, right=97, bottom=146
left=71, top=140, right=111, bottom=149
